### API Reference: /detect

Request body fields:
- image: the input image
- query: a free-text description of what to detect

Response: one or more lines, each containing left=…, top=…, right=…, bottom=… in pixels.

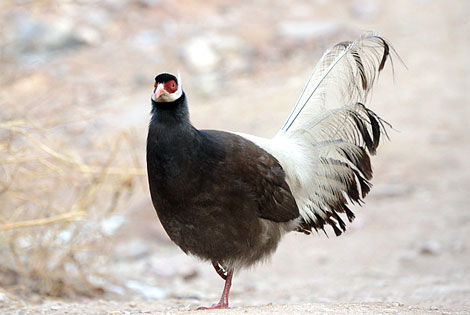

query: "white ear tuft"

left=177, top=72, right=182, bottom=87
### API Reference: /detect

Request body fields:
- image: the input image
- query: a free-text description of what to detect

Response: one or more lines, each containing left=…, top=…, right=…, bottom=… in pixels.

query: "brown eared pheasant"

left=146, top=33, right=395, bottom=309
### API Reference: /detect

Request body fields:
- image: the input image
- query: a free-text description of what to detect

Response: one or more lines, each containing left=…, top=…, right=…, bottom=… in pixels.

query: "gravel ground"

left=1, top=300, right=467, bottom=315
left=1, top=0, right=469, bottom=314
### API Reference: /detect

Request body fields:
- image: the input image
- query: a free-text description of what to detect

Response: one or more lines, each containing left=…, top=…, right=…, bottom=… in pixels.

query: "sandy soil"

left=1, top=0, right=469, bottom=314
left=2, top=300, right=467, bottom=315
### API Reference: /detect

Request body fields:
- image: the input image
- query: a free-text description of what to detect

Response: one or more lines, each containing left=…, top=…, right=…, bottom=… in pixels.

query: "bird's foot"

left=197, top=302, right=228, bottom=310
left=197, top=267, right=232, bottom=310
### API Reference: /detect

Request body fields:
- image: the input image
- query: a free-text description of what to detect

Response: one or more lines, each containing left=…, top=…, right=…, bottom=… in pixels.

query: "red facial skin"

left=153, top=80, right=178, bottom=99
left=164, top=80, right=178, bottom=93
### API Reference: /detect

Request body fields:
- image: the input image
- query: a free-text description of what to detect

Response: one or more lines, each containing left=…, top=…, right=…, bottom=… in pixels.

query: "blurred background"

left=0, top=0, right=469, bottom=313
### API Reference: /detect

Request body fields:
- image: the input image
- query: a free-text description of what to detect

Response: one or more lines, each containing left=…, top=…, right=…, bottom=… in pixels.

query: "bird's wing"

left=202, top=130, right=300, bottom=223
left=239, top=34, right=397, bottom=236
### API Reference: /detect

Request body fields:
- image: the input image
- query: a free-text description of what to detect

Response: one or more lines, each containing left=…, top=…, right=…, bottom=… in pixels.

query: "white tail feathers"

left=280, top=33, right=392, bottom=135
left=241, top=33, right=395, bottom=236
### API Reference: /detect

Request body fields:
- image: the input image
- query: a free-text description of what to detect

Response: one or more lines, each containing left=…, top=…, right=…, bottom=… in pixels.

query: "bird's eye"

left=164, top=80, right=178, bottom=93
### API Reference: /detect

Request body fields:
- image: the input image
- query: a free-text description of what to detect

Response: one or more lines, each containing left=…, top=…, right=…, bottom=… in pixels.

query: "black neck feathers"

left=150, top=92, right=190, bottom=126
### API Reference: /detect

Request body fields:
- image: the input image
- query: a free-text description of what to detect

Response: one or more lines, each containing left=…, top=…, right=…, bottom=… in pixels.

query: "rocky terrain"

left=0, top=0, right=469, bottom=314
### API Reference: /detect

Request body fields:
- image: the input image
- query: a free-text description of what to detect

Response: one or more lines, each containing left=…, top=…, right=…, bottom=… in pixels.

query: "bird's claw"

left=197, top=302, right=228, bottom=310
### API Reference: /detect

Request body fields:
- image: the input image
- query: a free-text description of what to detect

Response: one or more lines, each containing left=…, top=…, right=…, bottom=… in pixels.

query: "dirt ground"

left=1, top=0, right=469, bottom=314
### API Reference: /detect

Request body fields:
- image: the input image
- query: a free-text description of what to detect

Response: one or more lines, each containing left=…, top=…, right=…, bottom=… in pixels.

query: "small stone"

left=0, top=293, right=9, bottom=303
left=117, top=239, right=150, bottom=259
left=133, top=30, right=161, bottom=48
left=126, top=280, right=166, bottom=300
left=419, top=240, right=440, bottom=255
left=181, top=37, right=220, bottom=73
left=75, top=26, right=102, bottom=46
left=100, top=215, right=125, bottom=236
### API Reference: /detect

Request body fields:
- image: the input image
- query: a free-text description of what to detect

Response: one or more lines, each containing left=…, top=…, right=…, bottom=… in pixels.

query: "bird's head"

left=152, top=72, right=183, bottom=103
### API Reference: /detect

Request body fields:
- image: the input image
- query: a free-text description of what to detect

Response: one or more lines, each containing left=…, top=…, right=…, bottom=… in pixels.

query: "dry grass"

left=0, top=118, right=145, bottom=299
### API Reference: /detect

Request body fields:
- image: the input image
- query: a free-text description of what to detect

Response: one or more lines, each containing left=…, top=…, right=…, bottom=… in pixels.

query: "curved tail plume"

left=241, top=33, right=397, bottom=236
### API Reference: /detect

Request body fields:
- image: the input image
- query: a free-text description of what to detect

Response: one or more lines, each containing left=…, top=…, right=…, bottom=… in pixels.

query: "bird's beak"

left=153, top=83, right=165, bottom=100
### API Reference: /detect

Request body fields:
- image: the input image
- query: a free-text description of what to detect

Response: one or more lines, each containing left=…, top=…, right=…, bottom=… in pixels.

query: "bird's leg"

left=216, top=270, right=233, bottom=308
left=198, top=267, right=233, bottom=310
